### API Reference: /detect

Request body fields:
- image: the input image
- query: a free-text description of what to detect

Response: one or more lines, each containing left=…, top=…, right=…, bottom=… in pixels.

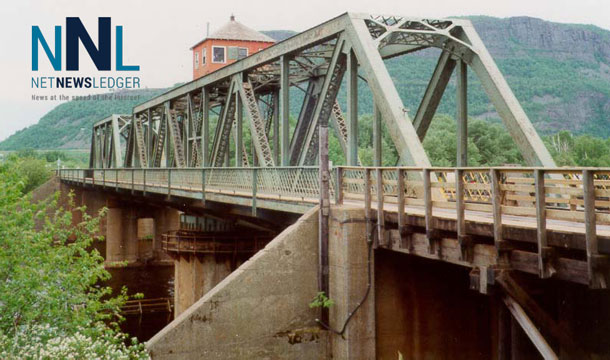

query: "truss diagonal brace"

left=346, top=15, right=431, bottom=167
left=290, top=79, right=323, bottom=165
left=299, top=34, right=347, bottom=166
left=210, top=80, right=237, bottom=167
left=236, top=77, right=275, bottom=167
left=111, top=115, right=124, bottom=168
left=166, top=104, right=186, bottom=168
left=413, top=49, right=456, bottom=140
left=459, top=23, right=555, bottom=167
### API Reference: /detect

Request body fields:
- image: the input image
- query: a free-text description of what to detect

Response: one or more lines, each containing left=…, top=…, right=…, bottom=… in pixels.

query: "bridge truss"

left=81, top=13, right=597, bottom=358
left=88, top=12, right=556, bottom=170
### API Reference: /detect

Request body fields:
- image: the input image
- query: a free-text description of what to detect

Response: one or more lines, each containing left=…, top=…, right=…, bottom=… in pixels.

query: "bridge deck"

left=59, top=166, right=610, bottom=287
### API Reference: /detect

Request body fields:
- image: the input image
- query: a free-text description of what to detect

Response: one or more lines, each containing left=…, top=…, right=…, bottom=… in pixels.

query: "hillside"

left=1, top=16, right=609, bottom=150
left=381, top=16, right=610, bottom=136
left=0, top=88, right=167, bottom=150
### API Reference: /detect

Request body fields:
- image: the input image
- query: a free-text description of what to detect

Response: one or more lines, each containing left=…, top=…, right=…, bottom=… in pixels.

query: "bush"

left=13, top=157, right=52, bottom=193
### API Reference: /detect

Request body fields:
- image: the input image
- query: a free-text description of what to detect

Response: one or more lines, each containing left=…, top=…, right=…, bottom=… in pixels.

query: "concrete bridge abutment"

left=145, top=206, right=378, bottom=359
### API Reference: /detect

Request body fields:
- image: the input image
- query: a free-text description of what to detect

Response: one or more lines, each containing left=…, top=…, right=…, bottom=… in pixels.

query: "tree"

left=0, top=159, right=147, bottom=358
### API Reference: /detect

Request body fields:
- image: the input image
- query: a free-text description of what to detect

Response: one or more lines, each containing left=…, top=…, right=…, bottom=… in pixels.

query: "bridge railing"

left=58, top=167, right=326, bottom=205
left=336, top=166, right=610, bottom=225
left=58, top=166, right=610, bottom=226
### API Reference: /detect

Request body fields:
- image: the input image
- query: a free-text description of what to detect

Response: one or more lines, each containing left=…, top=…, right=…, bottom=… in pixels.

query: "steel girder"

left=90, top=12, right=555, bottom=170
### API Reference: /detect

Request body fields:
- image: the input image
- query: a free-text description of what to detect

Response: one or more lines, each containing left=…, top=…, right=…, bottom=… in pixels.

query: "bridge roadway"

left=58, top=165, right=610, bottom=288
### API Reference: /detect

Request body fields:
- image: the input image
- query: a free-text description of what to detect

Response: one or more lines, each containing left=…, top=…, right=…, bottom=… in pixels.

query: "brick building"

left=190, top=15, right=275, bottom=80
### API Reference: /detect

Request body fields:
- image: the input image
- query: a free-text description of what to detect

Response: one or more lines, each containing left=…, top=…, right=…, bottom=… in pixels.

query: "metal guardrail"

left=161, top=230, right=272, bottom=255
left=59, top=167, right=326, bottom=204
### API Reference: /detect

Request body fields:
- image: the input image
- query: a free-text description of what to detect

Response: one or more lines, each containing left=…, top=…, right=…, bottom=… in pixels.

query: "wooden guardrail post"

left=335, top=167, right=343, bottom=205
left=583, top=169, right=607, bottom=288
left=397, top=168, right=412, bottom=251
left=535, top=169, right=554, bottom=278
left=376, top=168, right=387, bottom=247
left=424, top=168, right=439, bottom=255
left=131, top=168, right=135, bottom=194
left=491, top=169, right=511, bottom=268
left=456, top=168, right=472, bottom=262
left=252, top=168, right=258, bottom=217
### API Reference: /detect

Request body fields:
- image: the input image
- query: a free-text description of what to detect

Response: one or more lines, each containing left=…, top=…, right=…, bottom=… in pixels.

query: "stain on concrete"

left=274, top=327, right=321, bottom=345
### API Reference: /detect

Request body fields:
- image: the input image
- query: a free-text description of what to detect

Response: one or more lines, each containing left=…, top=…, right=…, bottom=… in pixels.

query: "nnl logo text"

left=32, top=17, right=139, bottom=71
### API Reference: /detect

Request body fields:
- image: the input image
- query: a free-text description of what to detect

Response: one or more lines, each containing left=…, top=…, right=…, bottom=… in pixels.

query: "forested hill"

left=1, top=15, right=609, bottom=150
left=0, top=88, right=167, bottom=150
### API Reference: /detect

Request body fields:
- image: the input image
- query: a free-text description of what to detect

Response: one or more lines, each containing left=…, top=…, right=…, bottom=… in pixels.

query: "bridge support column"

left=153, top=208, right=180, bottom=261
left=106, top=206, right=123, bottom=263
left=174, top=254, right=233, bottom=317
left=105, top=202, right=139, bottom=265
left=329, top=206, right=375, bottom=359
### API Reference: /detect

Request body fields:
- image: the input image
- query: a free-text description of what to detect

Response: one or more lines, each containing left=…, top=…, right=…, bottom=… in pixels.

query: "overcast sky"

left=1, top=0, right=609, bottom=141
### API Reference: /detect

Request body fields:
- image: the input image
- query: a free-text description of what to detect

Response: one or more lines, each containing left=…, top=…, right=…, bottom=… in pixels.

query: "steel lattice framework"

left=89, top=13, right=556, bottom=170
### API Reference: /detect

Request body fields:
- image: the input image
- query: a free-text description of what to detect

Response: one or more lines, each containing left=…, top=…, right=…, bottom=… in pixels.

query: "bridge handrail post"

left=103, top=169, right=106, bottom=189
left=115, top=169, right=118, bottom=191
left=335, top=167, right=343, bottom=205
left=252, top=168, right=258, bottom=217
left=201, top=168, right=206, bottom=204
left=364, top=169, right=373, bottom=246
left=535, top=169, right=553, bottom=278
left=491, top=169, right=511, bottom=267
left=455, top=168, right=471, bottom=262
left=376, top=168, right=386, bottom=247
left=583, top=169, right=606, bottom=288
left=168, top=168, right=172, bottom=198
left=397, top=168, right=412, bottom=251
left=424, top=168, right=433, bottom=254
left=143, top=168, right=147, bottom=196
left=131, top=168, right=135, bottom=194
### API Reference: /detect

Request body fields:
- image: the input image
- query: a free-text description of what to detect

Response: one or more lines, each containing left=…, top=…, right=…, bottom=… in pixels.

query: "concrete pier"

left=173, top=254, right=233, bottom=316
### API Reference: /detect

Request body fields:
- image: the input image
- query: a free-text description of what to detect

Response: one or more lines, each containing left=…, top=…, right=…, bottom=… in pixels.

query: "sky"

left=0, top=0, right=609, bottom=141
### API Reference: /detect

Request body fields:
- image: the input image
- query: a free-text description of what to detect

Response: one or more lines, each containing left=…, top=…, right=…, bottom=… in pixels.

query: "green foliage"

left=422, top=115, right=524, bottom=166
left=545, top=130, right=610, bottom=167
left=326, top=112, right=610, bottom=168
left=12, top=157, right=52, bottom=193
left=309, top=291, right=334, bottom=309
left=0, top=158, right=147, bottom=357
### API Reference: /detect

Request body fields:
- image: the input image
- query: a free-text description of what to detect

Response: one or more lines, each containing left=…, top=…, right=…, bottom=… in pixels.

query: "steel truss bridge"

left=61, top=13, right=610, bottom=359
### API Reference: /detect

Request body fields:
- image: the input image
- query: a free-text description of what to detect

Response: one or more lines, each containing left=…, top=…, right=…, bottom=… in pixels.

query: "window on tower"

left=212, top=46, right=225, bottom=63
left=195, top=52, right=199, bottom=69
left=202, top=48, right=207, bottom=64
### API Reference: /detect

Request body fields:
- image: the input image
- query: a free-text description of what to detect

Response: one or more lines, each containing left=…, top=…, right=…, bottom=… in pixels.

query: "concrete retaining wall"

left=146, top=207, right=328, bottom=359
